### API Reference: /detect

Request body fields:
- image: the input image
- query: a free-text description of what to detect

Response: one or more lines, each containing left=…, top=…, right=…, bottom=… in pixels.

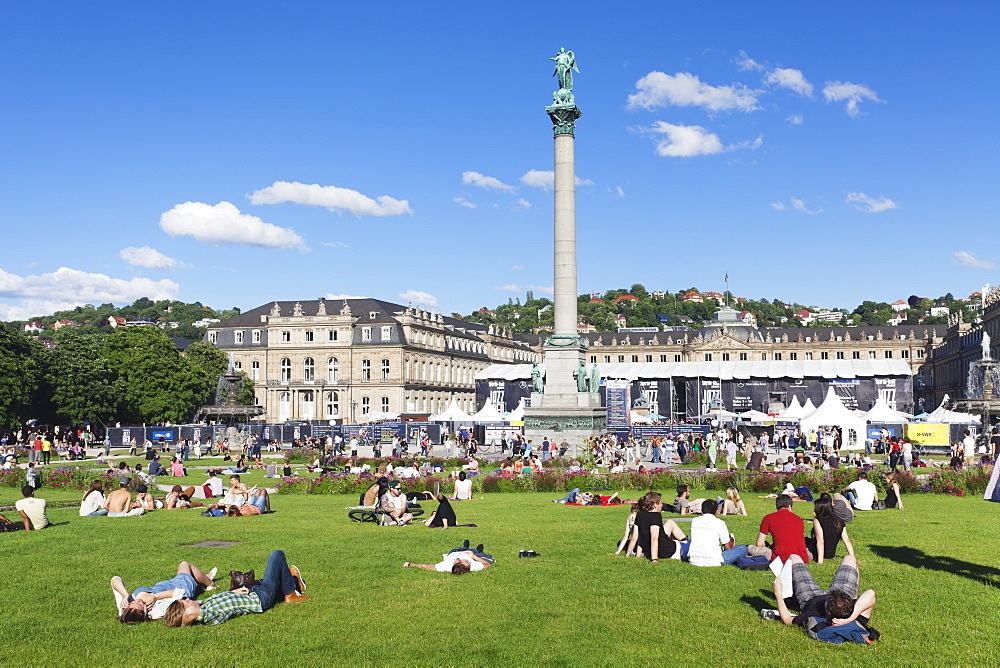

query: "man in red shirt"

left=756, top=495, right=808, bottom=563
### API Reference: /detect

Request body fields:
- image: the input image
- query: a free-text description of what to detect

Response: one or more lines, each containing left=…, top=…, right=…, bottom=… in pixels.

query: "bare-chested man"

left=106, top=479, right=145, bottom=517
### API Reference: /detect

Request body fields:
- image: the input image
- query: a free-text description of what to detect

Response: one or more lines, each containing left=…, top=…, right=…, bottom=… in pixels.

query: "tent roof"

left=776, top=396, right=805, bottom=420
left=472, top=401, right=505, bottom=421
left=926, top=394, right=981, bottom=423
left=507, top=398, right=526, bottom=422
left=430, top=397, right=473, bottom=422
left=863, top=397, right=909, bottom=423
left=800, top=387, right=867, bottom=429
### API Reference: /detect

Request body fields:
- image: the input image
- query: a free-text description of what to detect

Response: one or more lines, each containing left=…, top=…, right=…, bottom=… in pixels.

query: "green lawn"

left=1, top=487, right=997, bottom=666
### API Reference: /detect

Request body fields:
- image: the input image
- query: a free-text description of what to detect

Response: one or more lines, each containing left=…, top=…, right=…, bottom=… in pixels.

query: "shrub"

left=749, top=471, right=784, bottom=493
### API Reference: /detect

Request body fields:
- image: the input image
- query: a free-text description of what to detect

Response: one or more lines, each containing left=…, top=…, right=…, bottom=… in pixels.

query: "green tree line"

left=0, top=325, right=252, bottom=429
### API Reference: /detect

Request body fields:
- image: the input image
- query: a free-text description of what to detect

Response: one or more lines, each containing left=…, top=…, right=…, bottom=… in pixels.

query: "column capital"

left=545, top=105, right=583, bottom=137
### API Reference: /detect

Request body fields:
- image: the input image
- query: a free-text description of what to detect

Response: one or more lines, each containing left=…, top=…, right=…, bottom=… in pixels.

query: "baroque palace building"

left=477, top=307, right=949, bottom=420
left=206, top=298, right=538, bottom=423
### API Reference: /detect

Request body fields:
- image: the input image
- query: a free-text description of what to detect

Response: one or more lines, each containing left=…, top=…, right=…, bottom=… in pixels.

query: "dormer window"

left=370, top=311, right=378, bottom=319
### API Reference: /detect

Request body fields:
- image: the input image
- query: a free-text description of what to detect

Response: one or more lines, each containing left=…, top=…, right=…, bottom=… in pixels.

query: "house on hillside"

left=614, top=295, right=638, bottom=307
left=22, top=321, right=45, bottom=333
left=53, top=319, right=78, bottom=330
left=704, top=291, right=724, bottom=301
left=650, top=290, right=666, bottom=299
left=740, top=311, right=757, bottom=326
left=614, top=313, right=627, bottom=329
left=888, top=312, right=906, bottom=327
left=682, top=291, right=703, bottom=303
left=192, top=317, right=221, bottom=328
left=794, top=309, right=815, bottom=324
left=891, top=300, right=909, bottom=312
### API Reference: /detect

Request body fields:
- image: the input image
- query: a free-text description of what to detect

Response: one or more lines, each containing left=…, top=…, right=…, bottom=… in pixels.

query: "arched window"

left=328, top=357, right=338, bottom=383
left=280, top=358, right=291, bottom=382
left=361, top=397, right=370, bottom=414
left=279, top=392, right=291, bottom=420
left=326, top=391, right=339, bottom=417
left=381, top=396, right=389, bottom=412
left=251, top=360, right=260, bottom=381
left=302, top=390, right=315, bottom=419
left=381, top=359, right=390, bottom=382
left=361, top=359, right=371, bottom=382
left=303, top=357, right=315, bottom=382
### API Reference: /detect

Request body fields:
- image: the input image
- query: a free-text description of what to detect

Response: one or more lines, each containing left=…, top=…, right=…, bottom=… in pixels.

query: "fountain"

left=193, top=361, right=265, bottom=425
left=953, top=329, right=1000, bottom=437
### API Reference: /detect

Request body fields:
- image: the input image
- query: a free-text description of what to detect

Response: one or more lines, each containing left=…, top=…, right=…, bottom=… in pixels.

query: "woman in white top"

left=80, top=480, right=109, bottom=517
left=452, top=471, right=473, bottom=500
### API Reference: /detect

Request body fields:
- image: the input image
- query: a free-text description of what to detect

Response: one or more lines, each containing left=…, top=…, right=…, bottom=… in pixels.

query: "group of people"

left=112, top=551, right=308, bottom=626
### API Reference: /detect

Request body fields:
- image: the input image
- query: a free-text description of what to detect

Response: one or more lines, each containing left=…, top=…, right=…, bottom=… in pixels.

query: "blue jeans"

left=722, top=544, right=748, bottom=565
left=248, top=495, right=267, bottom=512
left=558, top=488, right=581, bottom=503
left=85, top=509, right=109, bottom=517
left=844, top=490, right=859, bottom=509
left=249, top=550, right=298, bottom=611
left=652, top=446, right=662, bottom=463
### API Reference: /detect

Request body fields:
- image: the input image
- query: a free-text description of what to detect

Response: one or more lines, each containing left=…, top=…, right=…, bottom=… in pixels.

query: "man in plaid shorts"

left=769, top=555, right=876, bottom=638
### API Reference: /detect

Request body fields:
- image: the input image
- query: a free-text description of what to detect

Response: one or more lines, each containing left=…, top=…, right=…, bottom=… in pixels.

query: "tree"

left=103, top=327, right=209, bottom=424
left=46, top=330, right=121, bottom=427
left=0, top=326, right=43, bottom=428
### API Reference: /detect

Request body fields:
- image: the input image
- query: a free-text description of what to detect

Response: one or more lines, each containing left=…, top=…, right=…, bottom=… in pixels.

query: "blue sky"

left=2, top=1, right=998, bottom=321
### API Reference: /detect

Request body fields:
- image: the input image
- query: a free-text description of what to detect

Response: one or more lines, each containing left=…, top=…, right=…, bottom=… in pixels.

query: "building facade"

left=206, top=298, right=537, bottom=422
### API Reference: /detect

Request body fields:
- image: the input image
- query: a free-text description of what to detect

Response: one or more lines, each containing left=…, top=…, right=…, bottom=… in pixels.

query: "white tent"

left=738, top=409, right=769, bottom=422
left=776, top=396, right=806, bottom=420
left=430, top=398, right=473, bottom=422
left=630, top=411, right=652, bottom=424
left=926, top=394, right=981, bottom=424
left=507, top=398, right=526, bottom=422
left=472, top=401, right=505, bottom=422
left=802, top=398, right=817, bottom=417
left=356, top=411, right=399, bottom=423
left=863, top=397, right=908, bottom=423
left=800, top=387, right=868, bottom=450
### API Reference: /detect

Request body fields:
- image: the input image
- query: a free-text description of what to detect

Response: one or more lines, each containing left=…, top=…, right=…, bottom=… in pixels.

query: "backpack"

left=736, top=555, right=770, bottom=570
left=806, top=617, right=880, bottom=644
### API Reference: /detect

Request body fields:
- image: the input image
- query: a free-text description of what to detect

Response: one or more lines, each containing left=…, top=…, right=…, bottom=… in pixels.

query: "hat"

left=119, top=477, right=131, bottom=487
left=388, top=481, right=401, bottom=489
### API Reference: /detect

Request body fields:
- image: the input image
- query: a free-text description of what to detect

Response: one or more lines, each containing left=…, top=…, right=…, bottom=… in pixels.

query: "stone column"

left=553, top=132, right=577, bottom=338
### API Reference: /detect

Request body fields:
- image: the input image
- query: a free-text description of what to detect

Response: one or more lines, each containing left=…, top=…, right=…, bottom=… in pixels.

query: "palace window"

left=235, top=331, right=244, bottom=344
left=381, top=359, right=390, bottom=381
left=362, top=397, right=370, bottom=414
left=303, top=357, right=314, bottom=382
left=280, top=358, right=291, bottom=382
left=252, top=330, right=261, bottom=344
left=305, top=331, right=314, bottom=342
left=281, top=331, right=291, bottom=342
left=381, top=396, right=390, bottom=412
left=328, top=330, right=337, bottom=341
left=362, top=359, right=371, bottom=382
left=361, top=327, right=372, bottom=341
left=251, top=360, right=260, bottom=381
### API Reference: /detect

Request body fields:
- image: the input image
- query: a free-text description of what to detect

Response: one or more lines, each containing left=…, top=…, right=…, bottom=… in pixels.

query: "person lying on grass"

left=767, top=554, right=878, bottom=644
left=202, top=488, right=272, bottom=516
left=424, top=493, right=457, bottom=528
left=403, top=540, right=495, bottom=574
left=552, top=489, right=627, bottom=505
left=164, top=485, right=205, bottom=510
left=163, top=550, right=308, bottom=627
left=112, top=561, right=218, bottom=624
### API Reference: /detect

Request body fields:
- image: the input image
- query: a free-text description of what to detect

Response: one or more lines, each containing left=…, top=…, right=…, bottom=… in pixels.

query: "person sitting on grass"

left=452, top=471, right=473, bottom=500
left=721, top=487, right=747, bottom=516
left=134, top=484, right=160, bottom=510
left=882, top=472, right=906, bottom=510
left=163, top=550, right=308, bottom=626
left=170, top=457, right=185, bottom=476
left=203, top=470, right=224, bottom=499
left=80, top=480, right=109, bottom=517
left=381, top=481, right=413, bottom=526
left=424, top=493, right=457, bottom=528
left=766, top=554, right=878, bottom=644
left=361, top=476, right=389, bottom=507
left=805, top=496, right=854, bottom=565
left=842, top=471, right=878, bottom=511
left=106, top=479, right=146, bottom=517
left=673, top=484, right=692, bottom=515
left=403, top=540, right=495, bottom=574
left=756, top=494, right=808, bottom=564
left=614, top=503, right=640, bottom=556
left=202, top=488, right=272, bottom=516
left=0, top=485, right=50, bottom=532
left=164, top=485, right=201, bottom=510
left=112, top=561, right=218, bottom=624
left=626, top=492, right=690, bottom=562
left=222, top=474, right=250, bottom=506
left=687, top=499, right=752, bottom=567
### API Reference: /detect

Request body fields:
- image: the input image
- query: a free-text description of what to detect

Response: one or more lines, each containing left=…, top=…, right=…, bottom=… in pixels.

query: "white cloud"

left=119, top=246, right=177, bottom=269
left=320, top=241, right=350, bottom=248
left=453, top=197, right=477, bottom=209
left=511, top=198, right=531, bottom=211
left=953, top=251, right=995, bottom=269
left=627, top=71, right=760, bottom=112
left=398, top=290, right=439, bottom=307
left=510, top=264, right=525, bottom=271
left=786, top=113, right=804, bottom=125
left=325, top=293, right=366, bottom=300
left=160, top=201, right=306, bottom=250
left=527, top=284, right=554, bottom=296
left=614, top=186, right=626, bottom=198
left=0, top=267, right=179, bottom=320
left=643, top=122, right=762, bottom=158
left=771, top=201, right=786, bottom=210
left=461, top=171, right=514, bottom=192
left=489, top=284, right=553, bottom=295
left=845, top=192, right=898, bottom=213
left=763, top=67, right=813, bottom=96
left=823, top=81, right=883, bottom=117
left=790, top=197, right=823, bottom=215
left=490, top=284, right=522, bottom=292
left=520, top=170, right=594, bottom=189
left=735, top=50, right=765, bottom=72
left=249, top=181, right=411, bottom=217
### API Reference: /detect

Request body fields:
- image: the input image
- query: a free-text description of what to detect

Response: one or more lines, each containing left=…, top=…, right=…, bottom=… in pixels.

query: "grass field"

left=1, top=484, right=998, bottom=666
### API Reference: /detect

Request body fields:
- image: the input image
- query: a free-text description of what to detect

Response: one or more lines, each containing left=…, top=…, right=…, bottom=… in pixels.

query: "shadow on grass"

left=740, top=590, right=773, bottom=612
left=870, top=545, right=1000, bottom=589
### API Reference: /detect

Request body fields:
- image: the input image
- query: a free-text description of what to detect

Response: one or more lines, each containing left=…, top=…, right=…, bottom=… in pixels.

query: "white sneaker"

left=398, top=520, right=406, bottom=526
left=207, top=567, right=218, bottom=580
